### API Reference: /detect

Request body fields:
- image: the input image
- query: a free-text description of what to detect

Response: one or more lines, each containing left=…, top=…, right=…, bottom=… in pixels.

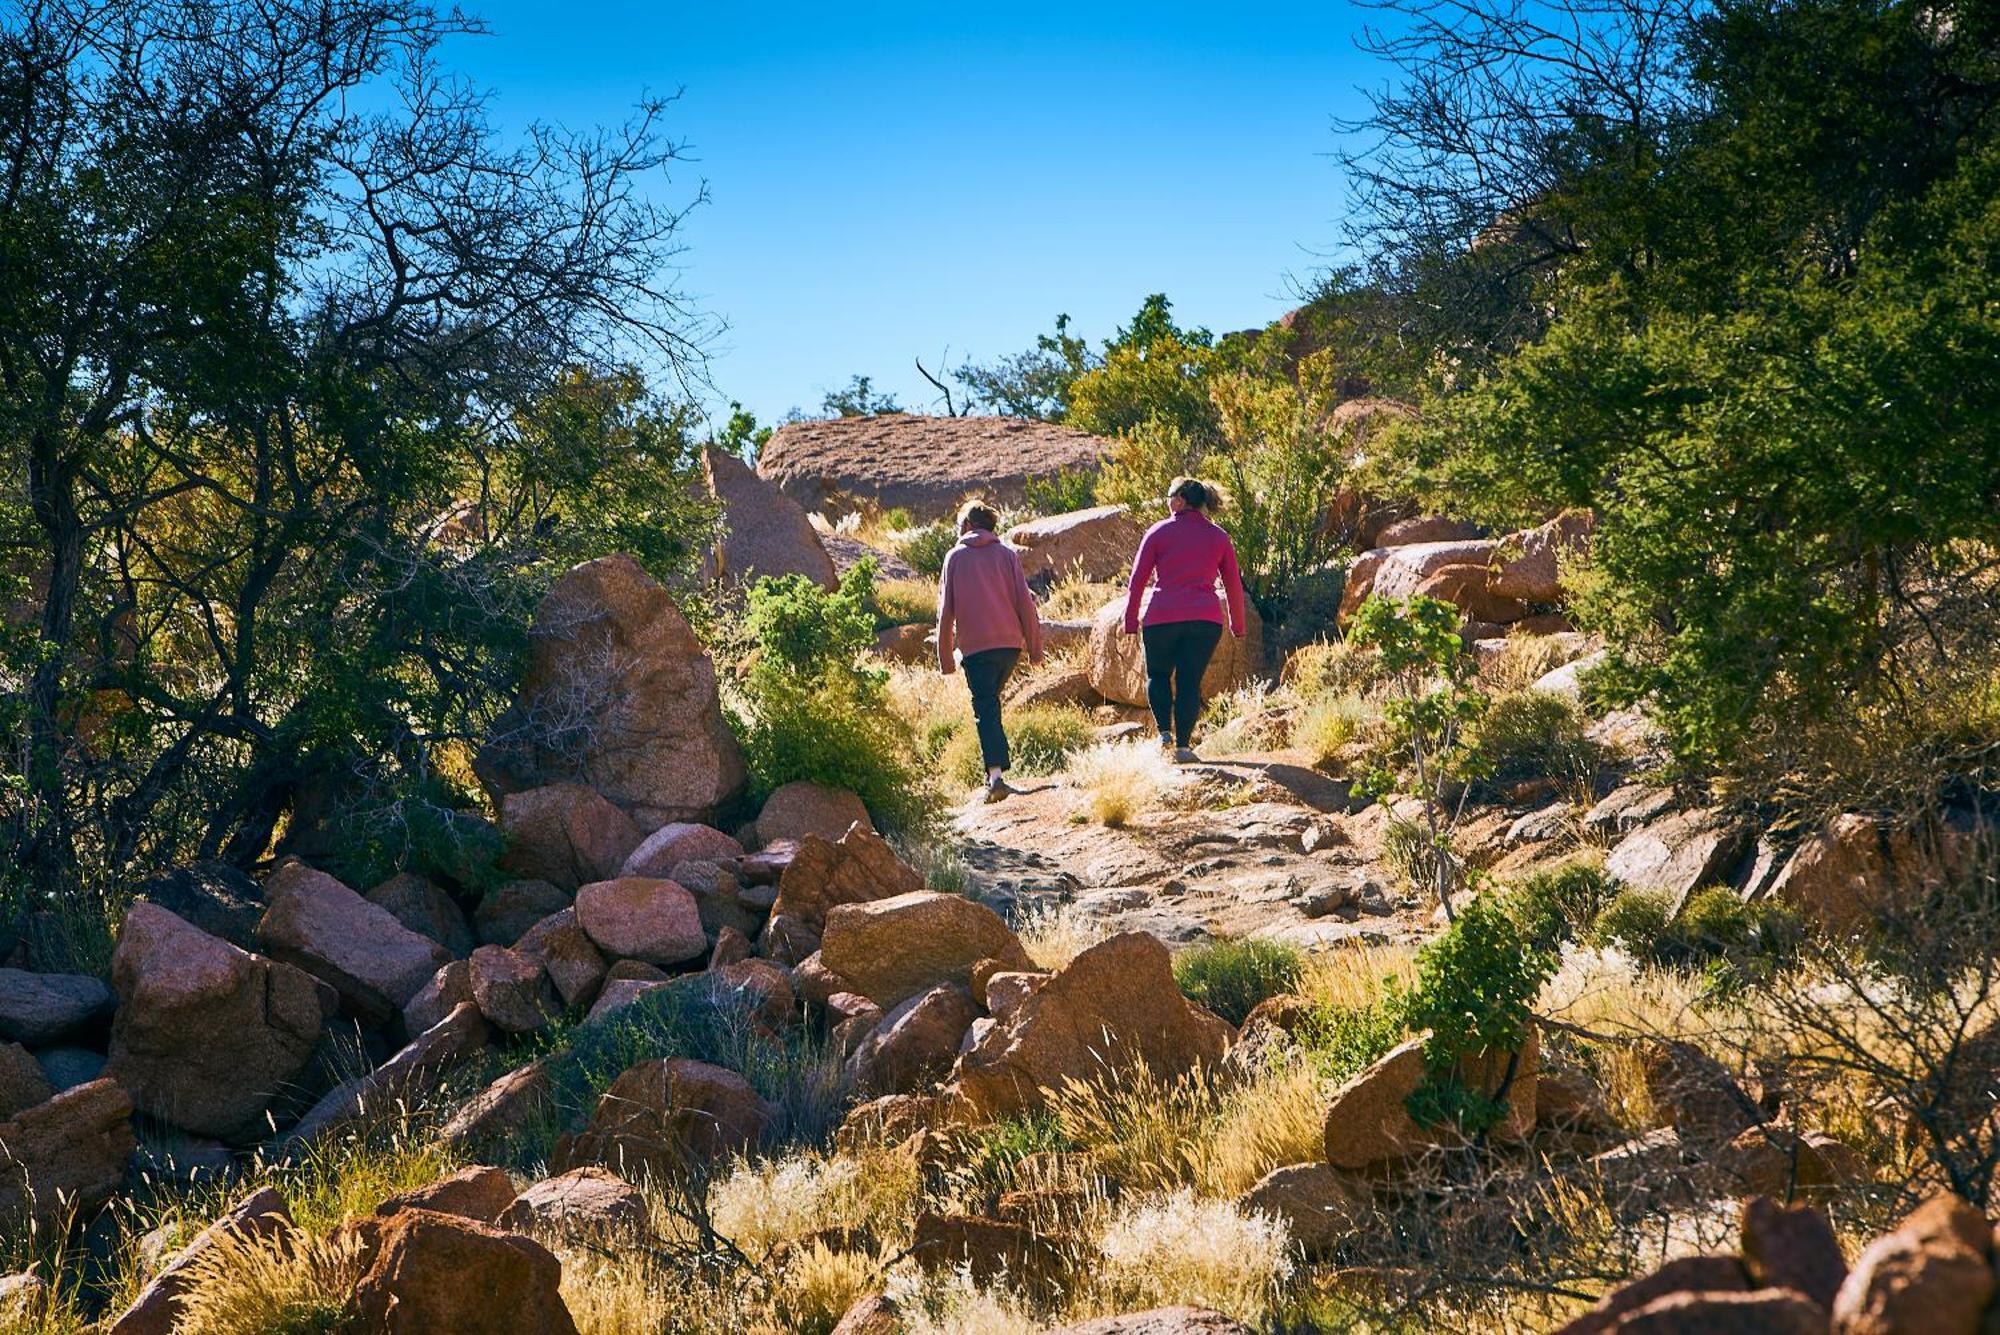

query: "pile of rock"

left=1337, top=509, right=1594, bottom=641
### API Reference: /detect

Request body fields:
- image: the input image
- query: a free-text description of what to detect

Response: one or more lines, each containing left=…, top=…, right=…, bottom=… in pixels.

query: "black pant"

left=1142, top=620, right=1223, bottom=746
left=960, top=647, right=1020, bottom=773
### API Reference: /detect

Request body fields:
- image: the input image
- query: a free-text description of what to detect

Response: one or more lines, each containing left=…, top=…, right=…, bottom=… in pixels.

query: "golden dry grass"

left=1086, top=1188, right=1293, bottom=1323
left=174, top=1227, right=361, bottom=1335
left=1063, top=740, right=1187, bottom=827
left=1016, top=901, right=1112, bottom=971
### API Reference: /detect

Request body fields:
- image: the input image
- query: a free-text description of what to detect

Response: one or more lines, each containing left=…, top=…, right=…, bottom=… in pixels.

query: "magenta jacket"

left=936, top=531, right=1044, bottom=672
left=1122, top=509, right=1249, bottom=637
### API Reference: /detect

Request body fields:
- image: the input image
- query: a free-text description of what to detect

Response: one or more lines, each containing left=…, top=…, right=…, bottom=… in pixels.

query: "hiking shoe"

left=984, top=776, right=1015, bottom=804
left=1174, top=746, right=1200, bottom=764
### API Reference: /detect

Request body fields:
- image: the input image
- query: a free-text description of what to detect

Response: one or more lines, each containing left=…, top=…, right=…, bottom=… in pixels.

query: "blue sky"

left=440, top=3, right=1386, bottom=430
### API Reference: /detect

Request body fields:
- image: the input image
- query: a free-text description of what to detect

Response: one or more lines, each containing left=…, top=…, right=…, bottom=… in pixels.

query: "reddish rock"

left=1376, top=515, right=1480, bottom=547
left=1741, top=1196, right=1846, bottom=1311
left=0, top=968, right=113, bottom=1045
left=365, top=873, right=474, bottom=958
left=582, top=977, right=672, bottom=1027
left=404, top=960, right=475, bottom=1036
left=0, top=1077, right=134, bottom=1230
left=376, top=1166, right=517, bottom=1224
left=440, top=1060, right=551, bottom=1152
left=1338, top=539, right=1499, bottom=626
left=512, top=909, right=607, bottom=1010
left=467, top=945, right=557, bottom=1034
left=791, top=951, right=857, bottom=1008
left=951, top=932, right=1234, bottom=1119
left=499, top=1165, right=650, bottom=1239
left=107, top=902, right=329, bottom=1142
left=1490, top=510, right=1592, bottom=604
left=481, top=553, right=745, bottom=830
left=849, top=985, right=979, bottom=1094
left=711, top=959, right=797, bottom=1029
left=257, top=861, right=450, bottom=1023
left=618, top=822, right=746, bottom=879
left=1615, top=1288, right=1827, bottom=1334
left=495, top=784, right=643, bottom=893
left=767, top=825, right=924, bottom=938
left=0, top=1041, right=54, bottom=1119
left=1830, top=1193, right=1994, bottom=1335
left=1412, top=562, right=1527, bottom=624
left=1639, top=1040, right=1761, bottom=1145
left=910, top=1212, right=1068, bottom=1298
left=1717, top=1124, right=1868, bottom=1198
left=1322, top=1030, right=1538, bottom=1169
left=1550, top=1255, right=1750, bottom=1335
left=874, top=621, right=932, bottom=665
left=474, top=878, right=571, bottom=947
left=349, top=1207, right=577, bottom=1335
left=1763, top=814, right=1950, bottom=936
left=107, top=1187, right=291, bottom=1335
left=831, top=1292, right=902, bottom=1335
left=1006, top=503, right=1147, bottom=584
left=821, top=890, right=1032, bottom=1007
left=560, top=1057, right=772, bottom=1181
left=1604, top=810, right=1752, bottom=916
left=1239, top=1163, right=1367, bottom=1258
left=703, top=443, right=837, bottom=590
left=752, top=781, right=873, bottom=848
left=709, top=925, right=752, bottom=968
left=574, top=877, right=707, bottom=966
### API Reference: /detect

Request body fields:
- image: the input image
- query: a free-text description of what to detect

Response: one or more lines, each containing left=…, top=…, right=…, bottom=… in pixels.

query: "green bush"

left=1296, top=994, right=1409, bottom=1084
left=1588, top=885, right=1804, bottom=982
left=738, top=671, right=928, bottom=833
left=1470, top=689, right=1600, bottom=794
left=1022, top=468, right=1101, bottom=518
left=896, top=522, right=956, bottom=579
left=940, top=704, right=1094, bottom=788
left=1172, top=938, right=1307, bottom=1028
left=747, top=561, right=877, bottom=678
left=1586, top=887, right=1675, bottom=956
left=1501, top=860, right=1619, bottom=953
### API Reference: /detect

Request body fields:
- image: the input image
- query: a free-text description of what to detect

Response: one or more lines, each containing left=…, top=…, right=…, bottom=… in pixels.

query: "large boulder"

left=499, top=1166, right=650, bottom=1240
left=1410, top=563, right=1527, bottom=624
left=513, top=909, right=607, bottom=1011
left=557, top=1057, right=772, bottom=1182
left=847, top=985, right=979, bottom=1095
left=441, top=1060, right=551, bottom=1153
left=951, top=932, right=1233, bottom=1119
left=257, top=861, right=451, bottom=1024
left=474, top=878, right=571, bottom=946
left=1830, top=1193, right=1994, bottom=1335
left=0, top=1077, right=134, bottom=1230
left=764, top=825, right=925, bottom=959
left=467, top=946, right=557, bottom=1034
left=1549, top=1255, right=1750, bottom=1335
left=1759, top=814, right=1949, bottom=935
left=376, top=1166, right=518, bottom=1225
left=495, top=784, right=643, bottom=893
left=749, top=781, right=873, bottom=849
left=107, top=902, right=330, bottom=1141
left=0, top=968, right=112, bottom=1046
left=365, top=873, right=474, bottom=959
left=702, top=444, right=837, bottom=589
left=756, top=413, right=1112, bottom=522
left=1604, top=809, right=1752, bottom=916
left=1006, top=503, right=1147, bottom=585
left=1238, top=1163, right=1367, bottom=1259
left=107, top=1187, right=292, bottom=1335
left=1338, top=539, right=1499, bottom=627
left=1087, top=598, right=1264, bottom=709
left=1740, top=1196, right=1847, bottom=1311
left=574, top=877, right=708, bottom=966
left=130, top=861, right=264, bottom=950
left=1322, top=1030, right=1539, bottom=1169
left=347, top=1207, right=578, bottom=1335
left=1490, top=510, right=1593, bottom=604
left=821, top=891, right=1032, bottom=1008
left=0, top=1042, right=53, bottom=1119
left=478, top=554, right=745, bottom=830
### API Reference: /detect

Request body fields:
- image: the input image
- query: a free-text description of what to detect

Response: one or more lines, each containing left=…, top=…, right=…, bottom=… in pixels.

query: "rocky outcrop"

left=951, top=932, right=1233, bottom=1119
left=479, top=554, right=745, bottom=830
left=1604, top=809, right=1752, bottom=916
left=558, top=1057, right=772, bottom=1182
left=1006, top=503, right=1147, bottom=585
left=1759, top=814, right=1951, bottom=935
left=1239, top=1163, right=1367, bottom=1258
left=1338, top=539, right=1498, bottom=626
left=1322, top=1029, right=1538, bottom=1170
left=441, top=1061, right=551, bottom=1152
left=500, top=1166, right=650, bottom=1239
left=1087, top=597, right=1264, bottom=708
left=618, top=822, right=745, bottom=879
left=702, top=444, right=837, bottom=589
left=0, top=968, right=112, bottom=1046
left=763, top=825, right=925, bottom=962
left=365, top=873, right=474, bottom=959
left=107, top=902, right=330, bottom=1141
left=130, top=862, right=265, bottom=950
left=748, top=782, right=872, bottom=849
left=1490, top=510, right=1593, bottom=604
left=0, top=1078, right=134, bottom=1230
left=257, top=861, right=451, bottom=1024
left=347, top=1207, right=578, bottom=1335
left=820, top=891, right=1031, bottom=1008
left=513, top=909, right=607, bottom=1010
left=756, top=414, right=1112, bottom=522
left=848, top=984, right=979, bottom=1095
left=467, top=945, right=557, bottom=1034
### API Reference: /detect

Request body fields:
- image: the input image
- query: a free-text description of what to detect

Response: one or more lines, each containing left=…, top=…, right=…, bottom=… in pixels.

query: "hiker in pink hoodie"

left=936, top=499, right=1044, bottom=801
left=1122, top=477, right=1248, bottom=761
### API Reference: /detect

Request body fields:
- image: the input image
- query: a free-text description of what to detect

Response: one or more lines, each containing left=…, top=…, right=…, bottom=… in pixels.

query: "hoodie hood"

left=958, top=529, right=1001, bottom=547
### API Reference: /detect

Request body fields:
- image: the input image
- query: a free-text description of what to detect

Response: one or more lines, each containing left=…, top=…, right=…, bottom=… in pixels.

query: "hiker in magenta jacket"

left=1121, top=477, right=1248, bottom=760
left=936, top=499, right=1044, bottom=801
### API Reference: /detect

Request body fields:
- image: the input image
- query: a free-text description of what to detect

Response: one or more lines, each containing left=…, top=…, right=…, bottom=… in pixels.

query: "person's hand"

left=1029, top=651, right=1045, bottom=667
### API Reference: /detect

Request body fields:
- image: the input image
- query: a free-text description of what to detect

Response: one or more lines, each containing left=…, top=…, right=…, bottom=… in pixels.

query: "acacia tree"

left=0, top=0, right=713, bottom=922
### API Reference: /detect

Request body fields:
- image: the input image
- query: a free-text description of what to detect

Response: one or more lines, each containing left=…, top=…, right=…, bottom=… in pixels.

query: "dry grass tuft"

left=1015, top=901, right=1112, bottom=971
left=1089, top=1189, right=1293, bottom=1323
left=175, top=1226, right=361, bottom=1335
left=1290, top=691, right=1376, bottom=769
left=709, top=1148, right=918, bottom=1261
left=1063, top=740, right=1187, bottom=827
left=894, top=1272, right=1042, bottom=1335
left=1478, top=632, right=1584, bottom=693
left=764, top=1240, right=880, bottom=1335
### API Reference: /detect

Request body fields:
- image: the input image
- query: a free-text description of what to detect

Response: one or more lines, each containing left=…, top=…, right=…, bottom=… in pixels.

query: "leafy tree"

left=952, top=314, right=1094, bottom=421
left=0, top=0, right=710, bottom=922
left=820, top=375, right=902, bottom=418
left=714, top=401, right=772, bottom=462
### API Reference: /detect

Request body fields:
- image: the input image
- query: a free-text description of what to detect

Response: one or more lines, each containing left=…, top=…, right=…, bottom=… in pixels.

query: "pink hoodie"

left=935, top=530, right=1044, bottom=673
left=1122, top=508, right=1249, bottom=636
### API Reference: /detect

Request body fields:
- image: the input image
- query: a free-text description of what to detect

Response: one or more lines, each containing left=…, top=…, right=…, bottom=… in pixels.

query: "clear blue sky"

left=440, top=3, right=1387, bottom=430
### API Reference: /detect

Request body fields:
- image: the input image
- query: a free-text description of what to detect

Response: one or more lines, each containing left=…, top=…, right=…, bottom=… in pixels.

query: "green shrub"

left=747, top=562, right=878, bottom=678
left=738, top=672, right=928, bottom=832
left=940, top=704, right=1094, bottom=788
left=1022, top=468, right=1101, bottom=517
left=1501, top=860, right=1619, bottom=953
left=1587, top=887, right=1675, bottom=956
left=870, top=577, right=937, bottom=630
left=1296, top=995, right=1409, bottom=1084
left=1173, top=938, right=1307, bottom=1028
left=1588, top=885, right=1804, bottom=982
left=1470, top=689, right=1600, bottom=795
left=895, top=522, right=956, bottom=579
